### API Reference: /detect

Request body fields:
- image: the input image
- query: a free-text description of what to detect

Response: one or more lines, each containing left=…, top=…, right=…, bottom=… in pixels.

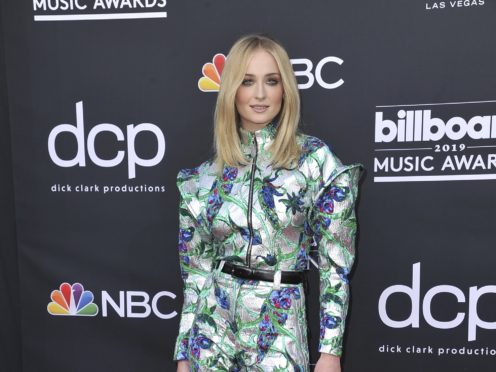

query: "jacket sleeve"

left=173, top=167, right=214, bottom=361
left=307, top=145, right=364, bottom=356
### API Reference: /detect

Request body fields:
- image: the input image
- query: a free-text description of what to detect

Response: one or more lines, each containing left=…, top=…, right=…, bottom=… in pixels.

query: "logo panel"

left=47, top=283, right=177, bottom=319
left=373, top=100, right=496, bottom=182
left=33, top=0, right=168, bottom=22
left=47, top=282, right=99, bottom=316
left=198, top=53, right=344, bottom=92
left=198, top=54, right=225, bottom=92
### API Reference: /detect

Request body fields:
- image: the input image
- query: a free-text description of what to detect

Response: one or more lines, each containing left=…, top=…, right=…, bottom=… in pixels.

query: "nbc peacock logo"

left=47, top=282, right=99, bottom=316
left=198, top=53, right=226, bottom=92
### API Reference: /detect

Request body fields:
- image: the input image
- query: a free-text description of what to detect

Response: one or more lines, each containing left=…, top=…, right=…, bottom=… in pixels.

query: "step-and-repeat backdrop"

left=2, top=1, right=495, bottom=371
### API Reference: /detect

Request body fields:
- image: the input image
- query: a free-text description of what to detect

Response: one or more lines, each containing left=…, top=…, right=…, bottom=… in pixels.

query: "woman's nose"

left=255, top=82, right=266, bottom=100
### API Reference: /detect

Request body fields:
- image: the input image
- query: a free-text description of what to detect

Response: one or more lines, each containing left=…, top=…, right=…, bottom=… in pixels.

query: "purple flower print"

left=298, top=137, right=326, bottom=167
left=178, top=227, right=194, bottom=253
left=214, top=283, right=230, bottom=310
left=179, top=167, right=199, bottom=179
left=256, top=287, right=301, bottom=363
left=319, top=308, right=342, bottom=341
left=222, top=166, right=238, bottom=182
left=189, top=324, right=213, bottom=360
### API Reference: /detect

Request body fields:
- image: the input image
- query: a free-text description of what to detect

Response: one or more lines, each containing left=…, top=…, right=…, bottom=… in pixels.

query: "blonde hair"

left=213, top=34, right=301, bottom=174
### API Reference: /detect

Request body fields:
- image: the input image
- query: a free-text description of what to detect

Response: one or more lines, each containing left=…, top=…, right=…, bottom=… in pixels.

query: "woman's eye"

left=241, top=79, right=253, bottom=86
left=267, top=79, right=279, bottom=86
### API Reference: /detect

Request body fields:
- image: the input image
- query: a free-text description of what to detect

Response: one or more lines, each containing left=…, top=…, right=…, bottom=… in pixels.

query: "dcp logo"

left=378, top=262, right=496, bottom=341
left=48, top=101, right=166, bottom=179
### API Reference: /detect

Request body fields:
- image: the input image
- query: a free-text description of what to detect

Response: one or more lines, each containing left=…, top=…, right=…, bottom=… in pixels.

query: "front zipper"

left=245, top=134, right=258, bottom=267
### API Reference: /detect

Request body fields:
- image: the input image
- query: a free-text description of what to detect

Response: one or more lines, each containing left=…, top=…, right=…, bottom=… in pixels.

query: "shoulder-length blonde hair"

left=213, top=34, right=301, bottom=174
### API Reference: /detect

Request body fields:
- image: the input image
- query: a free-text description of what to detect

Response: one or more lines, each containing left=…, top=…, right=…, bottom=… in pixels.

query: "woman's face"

left=235, top=48, right=284, bottom=132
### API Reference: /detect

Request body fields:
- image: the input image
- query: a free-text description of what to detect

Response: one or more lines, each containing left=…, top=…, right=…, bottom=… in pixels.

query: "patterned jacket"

left=174, top=121, right=364, bottom=359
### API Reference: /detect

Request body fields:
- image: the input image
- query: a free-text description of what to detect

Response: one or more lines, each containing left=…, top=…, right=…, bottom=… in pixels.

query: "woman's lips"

left=250, top=105, right=269, bottom=113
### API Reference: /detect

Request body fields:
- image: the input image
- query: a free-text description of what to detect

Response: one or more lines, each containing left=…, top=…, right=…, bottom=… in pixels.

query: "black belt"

left=216, top=261, right=304, bottom=285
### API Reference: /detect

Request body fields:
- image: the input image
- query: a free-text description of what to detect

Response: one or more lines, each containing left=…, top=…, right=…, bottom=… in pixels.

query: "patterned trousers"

left=186, top=264, right=310, bottom=371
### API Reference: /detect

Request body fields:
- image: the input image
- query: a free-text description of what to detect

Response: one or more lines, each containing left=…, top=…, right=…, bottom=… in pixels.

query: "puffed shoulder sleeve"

left=173, top=167, right=214, bottom=361
left=307, top=144, right=364, bottom=356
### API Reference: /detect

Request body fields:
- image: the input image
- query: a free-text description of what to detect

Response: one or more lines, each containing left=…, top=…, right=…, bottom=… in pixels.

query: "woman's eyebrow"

left=244, top=72, right=281, bottom=77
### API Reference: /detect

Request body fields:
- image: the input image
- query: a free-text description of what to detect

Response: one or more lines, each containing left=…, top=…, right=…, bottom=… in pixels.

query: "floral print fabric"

left=182, top=270, right=309, bottom=371
left=174, top=121, right=363, bottom=367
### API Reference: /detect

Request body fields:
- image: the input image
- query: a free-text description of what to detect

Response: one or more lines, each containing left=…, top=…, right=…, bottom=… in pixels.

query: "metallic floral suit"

left=173, top=121, right=364, bottom=371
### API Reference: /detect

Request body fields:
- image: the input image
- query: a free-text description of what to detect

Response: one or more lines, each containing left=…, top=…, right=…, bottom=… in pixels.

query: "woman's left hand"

left=314, top=353, right=341, bottom=372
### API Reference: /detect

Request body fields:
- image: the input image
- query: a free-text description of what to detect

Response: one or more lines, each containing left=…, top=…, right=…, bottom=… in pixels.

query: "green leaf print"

left=196, top=313, right=217, bottom=332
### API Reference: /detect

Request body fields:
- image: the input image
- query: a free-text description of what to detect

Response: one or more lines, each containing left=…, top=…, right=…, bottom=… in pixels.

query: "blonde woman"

left=174, top=34, right=363, bottom=372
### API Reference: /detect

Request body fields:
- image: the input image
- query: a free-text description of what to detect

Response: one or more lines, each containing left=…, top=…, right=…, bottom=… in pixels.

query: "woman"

left=174, top=34, right=363, bottom=371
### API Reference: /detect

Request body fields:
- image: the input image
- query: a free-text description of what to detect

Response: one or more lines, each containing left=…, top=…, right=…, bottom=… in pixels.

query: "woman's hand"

left=176, top=360, right=190, bottom=372
left=314, top=353, right=341, bottom=372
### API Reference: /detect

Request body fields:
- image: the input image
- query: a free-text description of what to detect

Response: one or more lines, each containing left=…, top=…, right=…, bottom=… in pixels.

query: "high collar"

left=238, top=121, right=278, bottom=151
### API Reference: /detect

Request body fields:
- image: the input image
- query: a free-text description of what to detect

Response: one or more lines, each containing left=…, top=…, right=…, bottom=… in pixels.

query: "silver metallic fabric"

left=173, top=121, right=364, bottom=370
left=183, top=268, right=309, bottom=371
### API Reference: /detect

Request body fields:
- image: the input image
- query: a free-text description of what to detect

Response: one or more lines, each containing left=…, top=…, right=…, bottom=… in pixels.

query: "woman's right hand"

left=176, top=360, right=190, bottom=372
